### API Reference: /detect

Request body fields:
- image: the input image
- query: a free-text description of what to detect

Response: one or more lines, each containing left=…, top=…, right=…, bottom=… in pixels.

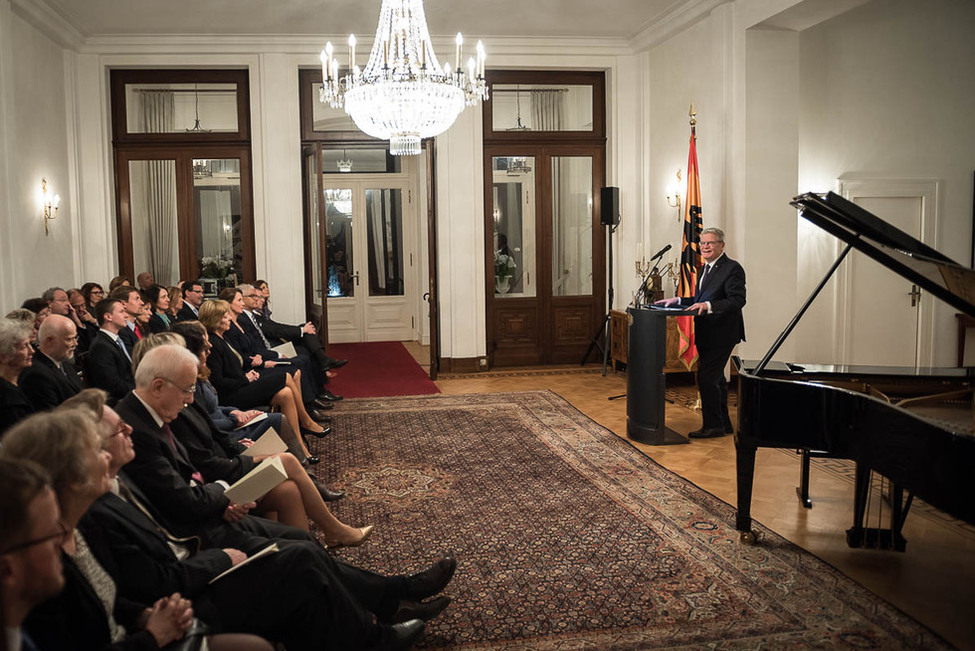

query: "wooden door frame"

left=301, top=143, right=330, bottom=349
left=114, top=146, right=255, bottom=283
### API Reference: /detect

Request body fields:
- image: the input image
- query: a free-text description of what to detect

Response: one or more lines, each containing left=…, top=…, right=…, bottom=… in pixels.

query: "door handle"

left=351, top=272, right=360, bottom=286
left=422, top=292, right=430, bottom=302
left=909, top=284, right=921, bottom=307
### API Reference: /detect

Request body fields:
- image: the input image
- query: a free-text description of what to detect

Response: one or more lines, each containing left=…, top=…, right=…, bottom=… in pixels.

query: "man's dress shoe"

left=325, top=357, right=349, bottom=369
left=319, top=389, right=343, bottom=402
left=308, top=408, right=332, bottom=423
left=390, top=596, right=451, bottom=624
left=688, top=427, right=726, bottom=439
left=312, top=398, right=335, bottom=410
left=403, top=555, right=457, bottom=601
left=370, top=619, right=425, bottom=651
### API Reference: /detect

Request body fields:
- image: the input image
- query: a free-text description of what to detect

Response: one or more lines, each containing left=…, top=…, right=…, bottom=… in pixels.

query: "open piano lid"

left=791, top=191, right=975, bottom=319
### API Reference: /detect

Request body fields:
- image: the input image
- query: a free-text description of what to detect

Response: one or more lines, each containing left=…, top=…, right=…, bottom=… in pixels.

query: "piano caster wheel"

left=739, top=531, right=757, bottom=545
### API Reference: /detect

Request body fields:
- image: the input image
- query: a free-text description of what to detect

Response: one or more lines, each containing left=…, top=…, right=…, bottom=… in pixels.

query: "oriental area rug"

left=309, top=391, right=947, bottom=649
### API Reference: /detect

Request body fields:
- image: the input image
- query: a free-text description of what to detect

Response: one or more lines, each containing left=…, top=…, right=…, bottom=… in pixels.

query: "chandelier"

left=320, top=0, right=488, bottom=156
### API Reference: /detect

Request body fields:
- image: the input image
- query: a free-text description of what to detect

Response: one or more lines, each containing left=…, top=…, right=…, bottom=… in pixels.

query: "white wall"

left=0, top=3, right=73, bottom=308
left=794, top=0, right=975, bottom=365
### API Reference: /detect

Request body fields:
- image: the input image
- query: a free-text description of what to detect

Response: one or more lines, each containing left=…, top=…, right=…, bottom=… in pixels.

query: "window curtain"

left=368, top=190, right=387, bottom=292
left=140, top=91, right=178, bottom=284
left=197, top=189, right=233, bottom=260
left=532, top=90, right=569, bottom=293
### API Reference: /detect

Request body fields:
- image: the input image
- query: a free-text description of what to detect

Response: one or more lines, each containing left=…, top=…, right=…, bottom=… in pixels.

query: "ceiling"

left=41, top=0, right=699, bottom=40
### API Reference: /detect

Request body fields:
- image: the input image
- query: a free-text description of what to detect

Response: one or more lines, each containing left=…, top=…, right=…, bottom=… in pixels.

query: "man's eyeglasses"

left=110, top=419, right=132, bottom=438
left=1, top=521, right=69, bottom=555
left=159, top=377, right=196, bottom=397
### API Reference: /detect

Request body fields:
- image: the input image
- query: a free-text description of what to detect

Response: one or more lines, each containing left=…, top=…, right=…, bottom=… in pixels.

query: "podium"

left=626, top=306, right=693, bottom=445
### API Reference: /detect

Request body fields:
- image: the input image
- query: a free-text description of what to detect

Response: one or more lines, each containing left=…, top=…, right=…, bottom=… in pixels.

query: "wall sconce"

left=41, top=178, right=60, bottom=236
left=666, top=169, right=682, bottom=215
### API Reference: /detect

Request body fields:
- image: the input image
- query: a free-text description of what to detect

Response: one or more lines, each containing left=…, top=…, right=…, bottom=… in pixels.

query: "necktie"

left=699, top=263, right=711, bottom=287
left=118, top=480, right=201, bottom=552
left=248, top=312, right=273, bottom=349
left=116, top=336, right=132, bottom=362
left=161, top=423, right=205, bottom=485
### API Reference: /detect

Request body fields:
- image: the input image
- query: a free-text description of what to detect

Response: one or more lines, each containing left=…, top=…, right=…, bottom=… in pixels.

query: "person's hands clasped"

left=245, top=370, right=260, bottom=383
left=143, top=593, right=194, bottom=647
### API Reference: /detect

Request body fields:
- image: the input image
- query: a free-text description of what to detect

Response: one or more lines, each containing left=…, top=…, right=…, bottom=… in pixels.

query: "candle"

left=320, top=48, right=329, bottom=82
left=348, top=34, right=356, bottom=72
left=455, top=32, right=463, bottom=72
left=383, top=37, right=390, bottom=69
left=467, top=56, right=476, bottom=84
left=636, top=242, right=644, bottom=262
left=476, top=40, right=485, bottom=77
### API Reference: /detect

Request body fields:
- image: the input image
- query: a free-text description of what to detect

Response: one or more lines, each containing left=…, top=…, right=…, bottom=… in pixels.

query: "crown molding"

left=630, top=0, right=730, bottom=52
left=10, top=0, right=84, bottom=50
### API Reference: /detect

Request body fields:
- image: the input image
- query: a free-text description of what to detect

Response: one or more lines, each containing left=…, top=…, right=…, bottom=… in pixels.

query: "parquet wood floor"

left=404, top=349, right=975, bottom=649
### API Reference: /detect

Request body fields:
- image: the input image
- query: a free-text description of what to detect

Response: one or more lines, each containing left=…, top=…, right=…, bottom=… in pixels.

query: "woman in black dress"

left=0, top=319, right=35, bottom=438
left=199, top=300, right=327, bottom=439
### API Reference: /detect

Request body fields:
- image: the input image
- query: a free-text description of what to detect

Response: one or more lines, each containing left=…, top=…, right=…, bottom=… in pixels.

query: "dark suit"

left=85, top=331, right=136, bottom=404
left=681, top=254, right=746, bottom=430
left=115, top=392, right=233, bottom=536
left=19, top=352, right=83, bottom=411
left=118, top=323, right=139, bottom=352
left=148, top=312, right=171, bottom=333
left=172, top=403, right=257, bottom=484
left=252, top=313, right=330, bottom=384
left=24, top=527, right=158, bottom=651
left=234, top=316, right=318, bottom=400
left=0, top=377, right=34, bottom=438
left=176, top=303, right=200, bottom=323
left=80, top=477, right=396, bottom=649
left=205, top=335, right=284, bottom=409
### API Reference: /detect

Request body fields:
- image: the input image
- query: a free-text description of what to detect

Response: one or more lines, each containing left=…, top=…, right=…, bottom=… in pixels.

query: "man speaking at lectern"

left=655, top=227, right=746, bottom=438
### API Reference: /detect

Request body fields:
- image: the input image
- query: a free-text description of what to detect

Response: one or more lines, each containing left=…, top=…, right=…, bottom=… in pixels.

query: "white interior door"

left=323, top=179, right=416, bottom=343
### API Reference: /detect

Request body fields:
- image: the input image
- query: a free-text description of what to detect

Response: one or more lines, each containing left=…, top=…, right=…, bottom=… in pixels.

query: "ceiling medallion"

left=320, top=0, right=488, bottom=156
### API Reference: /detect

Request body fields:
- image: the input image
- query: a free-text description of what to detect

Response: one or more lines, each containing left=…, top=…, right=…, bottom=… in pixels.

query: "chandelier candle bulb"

left=349, top=34, right=356, bottom=71
left=476, top=41, right=485, bottom=77
left=467, top=57, right=476, bottom=83
left=320, top=48, right=329, bottom=82
left=455, top=32, right=463, bottom=71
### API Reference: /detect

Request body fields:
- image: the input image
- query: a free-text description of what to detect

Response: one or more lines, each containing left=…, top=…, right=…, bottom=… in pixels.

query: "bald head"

left=36, top=315, right=77, bottom=361
left=132, top=345, right=199, bottom=423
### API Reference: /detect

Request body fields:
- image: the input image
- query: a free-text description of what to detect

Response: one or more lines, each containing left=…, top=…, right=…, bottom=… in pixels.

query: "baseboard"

left=441, top=357, right=487, bottom=373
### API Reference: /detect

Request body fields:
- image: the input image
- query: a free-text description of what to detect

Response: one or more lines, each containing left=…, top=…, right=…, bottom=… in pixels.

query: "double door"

left=304, top=158, right=417, bottom=343
left=486, top=146, right=605, bottom=366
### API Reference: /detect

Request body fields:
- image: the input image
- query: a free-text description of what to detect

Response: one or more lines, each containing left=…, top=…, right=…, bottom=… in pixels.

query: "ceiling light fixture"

left=337, top=150, right=353, bottom=173
left=320, top=0, right=488, bottom=156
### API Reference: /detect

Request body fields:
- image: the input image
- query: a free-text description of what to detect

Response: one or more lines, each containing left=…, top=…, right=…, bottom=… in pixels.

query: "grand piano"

left=735, top=191, right=975, bottom=551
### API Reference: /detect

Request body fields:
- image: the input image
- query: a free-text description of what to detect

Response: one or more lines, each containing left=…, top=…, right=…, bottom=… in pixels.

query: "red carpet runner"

left=324, top=341, right=440, bottom=398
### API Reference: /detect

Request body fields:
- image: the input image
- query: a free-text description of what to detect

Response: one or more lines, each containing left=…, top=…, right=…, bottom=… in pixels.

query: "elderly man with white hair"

left=20, top=314, right=83, bottom=412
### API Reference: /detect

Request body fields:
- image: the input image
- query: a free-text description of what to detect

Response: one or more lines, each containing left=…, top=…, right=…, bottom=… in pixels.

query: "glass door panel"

left=551, top=156, right=593, bottom=297
left=324, top=188, right=355, bottom=298
left=366, top=188, right=405, bottom=296
left=193, top=158, right=242, bottom=296
left=128, top=159, right=180, bottom=286
left=491, top=156, right=536, bottom=297
left=305, top=151, right=324, bottom=318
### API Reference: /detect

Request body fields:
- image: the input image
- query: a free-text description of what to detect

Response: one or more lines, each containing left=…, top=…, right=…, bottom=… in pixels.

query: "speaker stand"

left=582, top=222, right=616, bottom=375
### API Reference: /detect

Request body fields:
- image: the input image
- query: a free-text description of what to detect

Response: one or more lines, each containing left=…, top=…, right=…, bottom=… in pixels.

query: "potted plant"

left=494, top=250, right=516, bottom=294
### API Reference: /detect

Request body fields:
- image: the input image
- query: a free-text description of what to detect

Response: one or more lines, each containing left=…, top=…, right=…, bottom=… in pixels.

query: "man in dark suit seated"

left=19, top=314, right=83, bottom=411
left=656, top=227, right=746, bottom=438
left=176, top=280, right=205, bottom=322
left=43, top=285, right=94, bottom=354
left=110, top=286, right=145, bottom=350
left=85, top=298, right=136, bottom=404
left=240, top=284, right=345, bottom=401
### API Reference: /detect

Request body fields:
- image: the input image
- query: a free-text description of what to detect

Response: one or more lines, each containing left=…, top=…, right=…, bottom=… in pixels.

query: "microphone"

left=648, top=244, right=672, bottom=261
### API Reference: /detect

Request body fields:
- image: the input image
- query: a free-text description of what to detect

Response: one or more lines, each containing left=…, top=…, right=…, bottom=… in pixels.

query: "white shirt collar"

left=132, top=391, right=166, bottom=428
left=99, top=328, right=121, bottom=342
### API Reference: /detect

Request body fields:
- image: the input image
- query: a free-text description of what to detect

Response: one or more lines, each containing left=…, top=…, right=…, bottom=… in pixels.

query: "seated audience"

left=136, top=301, right=153, bottom=338
left=19, top=314, right=83, bottom=411
left=1, top=411, right=274, bottom=651
left=200, top=299, right=329, bottom=440
left=68, top=287, right=100, bottom=343
left=165, top=285, right=183, bottom=320
left=108, top=275, right=131, bottom=292
left=0, top=319, right=35, bottom=437
left=130, top=342, right=363, bottom=542
left=44, top=286, right=93, bottom=353
left=145, top=285, right=173, bottom=333
left=170, top=321, right=321, bottom=466
left=254, top=279, right=271, bottom=319
left=85, top=298, right=136, bottom=404
left=72, top=391, right=448, bottom=650
left=80, top=281, right=105, bottom=318
left=176, top=280, right=204, bottom=322
left=21, top=298, right=51, bottom=342
left=136, top=271, right=155, bottom=291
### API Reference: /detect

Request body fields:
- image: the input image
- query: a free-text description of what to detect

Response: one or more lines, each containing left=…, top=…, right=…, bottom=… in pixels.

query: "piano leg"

left=846, top=463, right=871, bottom=548
left=735, top=440, right=757, bottom=544
left=846, top=465, right=909, bottom=551
left=795, top=449, right=813, bottom=508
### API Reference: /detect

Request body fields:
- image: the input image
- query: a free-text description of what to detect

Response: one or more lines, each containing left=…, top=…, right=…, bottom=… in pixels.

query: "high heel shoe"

left=301, top=425, right=331, bottom=439
left=301, top=455, right=321, bottom=467
left=325, top=525, right=374, bottom=549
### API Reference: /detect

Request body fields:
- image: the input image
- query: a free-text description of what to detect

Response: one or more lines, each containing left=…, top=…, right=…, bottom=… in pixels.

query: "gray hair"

left=237, top=283, right=255, bottom=295
left=702, top=227, right=725, bottom=243
left=133, top=344, right=198, bottom=389
left=4, top=309, right=35, bottom=323
left=41, top=287, right=65, bottom=303
left=132, top=332, right=187, bottom=374
left=0, top=319, right=33, bottom=357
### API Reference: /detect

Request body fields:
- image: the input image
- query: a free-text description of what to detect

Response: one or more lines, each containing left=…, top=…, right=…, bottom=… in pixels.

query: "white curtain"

left=140, top=91, right=178, bottom=284
left=197, top=190, right=233, bottom=259
left=532, top=90, right=569, bottom=293
left=368, top=190, right=387, bottom=292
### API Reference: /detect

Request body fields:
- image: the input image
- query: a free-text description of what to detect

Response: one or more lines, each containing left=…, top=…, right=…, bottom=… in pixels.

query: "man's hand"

left=222, top=501, right=254, bottom=523
left=239, top=438, right=254, bottom=447
left=302, top=321, right=317, bottom=335
left=654, top=297, right=681, bottom=307
left=222, top=548, right=248, bottom=566
left=687, top=302, right=709, bottom=315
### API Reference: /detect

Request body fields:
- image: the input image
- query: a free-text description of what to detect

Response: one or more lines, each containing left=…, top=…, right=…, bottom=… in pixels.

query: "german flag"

left=676, top=112, right=703, bottom=371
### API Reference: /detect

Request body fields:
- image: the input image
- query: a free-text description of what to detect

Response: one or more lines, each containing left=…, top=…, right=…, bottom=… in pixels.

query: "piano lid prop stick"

left=754, top=240, right=855, bottom=375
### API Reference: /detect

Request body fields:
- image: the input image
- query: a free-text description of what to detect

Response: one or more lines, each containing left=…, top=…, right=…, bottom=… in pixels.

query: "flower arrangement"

left=201, top=255, right=233, bottom=279
left=494, top=250, right=516, bottom=279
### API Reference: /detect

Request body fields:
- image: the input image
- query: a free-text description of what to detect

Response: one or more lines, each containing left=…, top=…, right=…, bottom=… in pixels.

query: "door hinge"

left=410, top=253, right=413, bottom=266
left=411, top=316, right=415, bottom=328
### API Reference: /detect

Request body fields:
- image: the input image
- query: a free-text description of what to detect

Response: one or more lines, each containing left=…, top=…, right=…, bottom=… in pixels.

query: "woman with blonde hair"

left=1, top=409, right=273, bottom=650
left=198, top=300, right=328, bottom=440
